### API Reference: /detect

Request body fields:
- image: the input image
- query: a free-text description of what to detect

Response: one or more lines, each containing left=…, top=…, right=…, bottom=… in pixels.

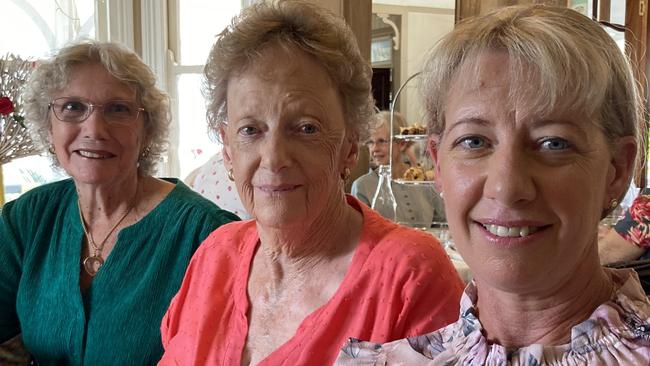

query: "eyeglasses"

left=48, top=97, right=145, bottom=124
left=364, top=138, right=391, bottom=147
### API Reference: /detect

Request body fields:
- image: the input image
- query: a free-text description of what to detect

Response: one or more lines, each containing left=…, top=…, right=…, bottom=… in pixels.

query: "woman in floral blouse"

left=336, top=5, right=650, bottom=365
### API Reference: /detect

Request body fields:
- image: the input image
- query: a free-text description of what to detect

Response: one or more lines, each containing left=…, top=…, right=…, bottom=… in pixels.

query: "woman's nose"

left=260, top=131, right=291, bottom=172
left=483, top=148, right=536, bottom=206
left=370, top=142, right=382, bottom=153
left=80, top=111, right=110, bottom=139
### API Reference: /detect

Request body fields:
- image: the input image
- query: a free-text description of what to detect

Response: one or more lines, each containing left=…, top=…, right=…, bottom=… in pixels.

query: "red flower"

left=630, top=195, right=650, bottom=223
left=0, top=96, right=14, bottom=115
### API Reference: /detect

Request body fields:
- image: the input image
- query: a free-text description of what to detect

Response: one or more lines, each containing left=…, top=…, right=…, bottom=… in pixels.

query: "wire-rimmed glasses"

left=364, top=138, right=391, bottom=148
left=48, top=97, right=145, bottom=125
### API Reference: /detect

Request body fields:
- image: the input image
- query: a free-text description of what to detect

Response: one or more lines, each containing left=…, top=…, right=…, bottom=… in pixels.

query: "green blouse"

left=0, top=178, right=239, bottom=365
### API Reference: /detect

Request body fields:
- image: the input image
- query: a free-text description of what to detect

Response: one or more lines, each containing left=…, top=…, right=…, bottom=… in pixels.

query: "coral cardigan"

left=159, top=196, right=463, bottom=365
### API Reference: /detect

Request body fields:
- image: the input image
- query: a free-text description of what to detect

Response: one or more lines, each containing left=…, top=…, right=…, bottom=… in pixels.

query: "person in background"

left=599, top=188, right=650, bottom=264
left=337, top=5, right=650, bottom=364
left=0, top=41, right=238, bottom=366
left=158, top=1, right=463, bottom=365
left=351, top=111, right=445, bottom=226
left=185, top=150, right=251, bottom=219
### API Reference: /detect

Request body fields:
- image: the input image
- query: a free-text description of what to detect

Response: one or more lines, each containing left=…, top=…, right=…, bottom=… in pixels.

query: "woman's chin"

left=254, top=212, right=306, bottom=230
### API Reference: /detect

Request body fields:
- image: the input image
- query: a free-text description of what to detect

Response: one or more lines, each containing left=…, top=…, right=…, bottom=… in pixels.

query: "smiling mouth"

left=481, top=223, right=542, bottom=238
left=258, top=185, right=300, bottom=193
left=76, top=150, right=114, bottom=159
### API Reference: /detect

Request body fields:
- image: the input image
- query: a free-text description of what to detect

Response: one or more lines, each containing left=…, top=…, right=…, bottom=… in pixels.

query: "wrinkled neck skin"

left=255, top=188, right=362, bottom=287
left=76, top=172, right=140, bottom=224
left=475, top=248, right=615, bottom=348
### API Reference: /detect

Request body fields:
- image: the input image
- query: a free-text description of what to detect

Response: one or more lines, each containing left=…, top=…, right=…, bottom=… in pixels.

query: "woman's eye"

left=540, top=138, right=571, bottom=151
left=298, top=123, right=319, bottom=134
left=62, top=101, right=85, bottom=113
left=105, top=102, right=132, bottom=113
left=458, top=136, right=486, bottom=149
left=238, top=126, right=259, bottom=136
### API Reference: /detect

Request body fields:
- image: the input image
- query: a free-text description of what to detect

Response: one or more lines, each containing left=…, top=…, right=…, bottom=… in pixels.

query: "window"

left=169, top=0, right=242, bottom=180
left=0, top=0, right=99, bottom=202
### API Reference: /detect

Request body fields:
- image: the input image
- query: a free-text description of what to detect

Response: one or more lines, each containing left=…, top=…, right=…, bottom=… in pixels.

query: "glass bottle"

left=371, top=165, right=397, bottom=221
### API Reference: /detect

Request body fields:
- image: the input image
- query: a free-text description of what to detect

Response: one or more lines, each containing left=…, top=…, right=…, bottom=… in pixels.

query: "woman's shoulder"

left=337, top=320, right=459, bottom=365
left=18, top=178, right=74, bottom=198
left=158, top=178, right=241, bottom=222
left=192, top=219, right=257, bottom=257
left=367, top=222, right=443, bottom=256
left=4, top=179, right=75, bottom=213
left=351, top=171, right=377, bottom=189
left=351, top=196, right=443, bottom=255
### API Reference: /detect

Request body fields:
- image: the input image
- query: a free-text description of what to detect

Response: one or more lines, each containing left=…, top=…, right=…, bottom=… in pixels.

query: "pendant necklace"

left=78, top=198, right=135, bottom=276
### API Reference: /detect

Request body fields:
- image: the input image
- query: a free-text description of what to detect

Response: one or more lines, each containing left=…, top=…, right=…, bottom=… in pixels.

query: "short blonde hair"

left=422, top=5, right=641, bottom=156
left=23, top=41, right=170, bottom=175
left=204, top=0, right=375, bottom=141
left=374, top=111, right=407, bottom=137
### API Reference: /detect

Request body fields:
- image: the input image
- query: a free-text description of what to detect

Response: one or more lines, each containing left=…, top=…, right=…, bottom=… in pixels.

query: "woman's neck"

left=475, top=258, right=614, bottom=348
left=76, top=175, right=141, bottom=223
left=255, top=191, right=362, bottom=283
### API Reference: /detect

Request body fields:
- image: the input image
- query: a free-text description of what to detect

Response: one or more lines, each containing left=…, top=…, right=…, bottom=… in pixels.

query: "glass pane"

left=609, top=1, right=625, bottom=26
left=178, top=0, right=241, bottom=65
left=177, top=74, right=221, bottom=179
left=1, top=0, right=96, bottom=203
left=3, top=155, right=67, bottom=202
left=608, top=2, right=625, bottom=52
left=1, top=0, right=95, bottom=58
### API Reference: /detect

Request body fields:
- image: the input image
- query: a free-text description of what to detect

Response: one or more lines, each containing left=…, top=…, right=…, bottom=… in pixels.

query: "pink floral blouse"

left=336, top=268, right=650, bottom=365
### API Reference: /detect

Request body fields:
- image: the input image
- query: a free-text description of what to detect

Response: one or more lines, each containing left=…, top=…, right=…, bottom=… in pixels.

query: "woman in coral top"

left=158, top=1, right=464, bottom=365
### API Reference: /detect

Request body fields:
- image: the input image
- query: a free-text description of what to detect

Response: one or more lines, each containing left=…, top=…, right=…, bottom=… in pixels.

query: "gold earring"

left=609, top=198, right=619, bottom=210
left=48, top=144, right=55, bottom=154
left=227, top=169, right=235, bottom=182
left=340, top=167, right=351, bottom=181
left=140, top=146, right=151, bottom=159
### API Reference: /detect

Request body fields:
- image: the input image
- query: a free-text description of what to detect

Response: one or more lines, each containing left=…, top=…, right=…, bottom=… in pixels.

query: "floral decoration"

left=0, top=96, right=14, bottom=115
left=0, top=54, right=38, bottom=164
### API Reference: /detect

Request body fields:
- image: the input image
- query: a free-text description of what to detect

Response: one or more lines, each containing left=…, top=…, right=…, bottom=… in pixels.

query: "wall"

left=373, top=4, right=454, bottom=125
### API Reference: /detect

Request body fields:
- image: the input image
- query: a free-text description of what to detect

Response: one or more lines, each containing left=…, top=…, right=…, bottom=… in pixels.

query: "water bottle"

left=371, top=165, right=397, bottom=221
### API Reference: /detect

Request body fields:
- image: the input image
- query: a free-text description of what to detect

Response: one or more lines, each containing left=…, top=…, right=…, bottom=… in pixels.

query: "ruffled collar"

left=431, top=268, right=650, bottom=363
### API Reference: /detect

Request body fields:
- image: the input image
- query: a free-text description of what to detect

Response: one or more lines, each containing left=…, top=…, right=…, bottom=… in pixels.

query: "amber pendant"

left=83, top=255, right=104, bottom=276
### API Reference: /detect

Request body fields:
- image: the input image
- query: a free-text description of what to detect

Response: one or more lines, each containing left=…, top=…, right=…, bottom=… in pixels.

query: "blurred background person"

left=337, top=5, right=650, bottom=365
left=185, top=150, right=251, bottom=219
left=0, top=41, right=238, bottom=365
left=352, top=111, right=445, bottom=226
left=159, top=1, right=463, bottom=365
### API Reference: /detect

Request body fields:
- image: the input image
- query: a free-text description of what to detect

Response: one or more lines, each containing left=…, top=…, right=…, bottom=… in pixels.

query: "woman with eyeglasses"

left=351, top=111, right=445, bottom=227
left=0, top=41, right=238, bottom=365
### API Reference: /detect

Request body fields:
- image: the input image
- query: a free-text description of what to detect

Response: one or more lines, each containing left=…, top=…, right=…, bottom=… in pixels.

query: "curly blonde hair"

left=23, top=40, right=170, bottom=175
left=203, top=0, right=375, bottom=142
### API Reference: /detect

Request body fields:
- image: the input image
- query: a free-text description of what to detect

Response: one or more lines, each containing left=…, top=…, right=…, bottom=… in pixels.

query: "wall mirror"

left=370, top=0, right=624, bottom=126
